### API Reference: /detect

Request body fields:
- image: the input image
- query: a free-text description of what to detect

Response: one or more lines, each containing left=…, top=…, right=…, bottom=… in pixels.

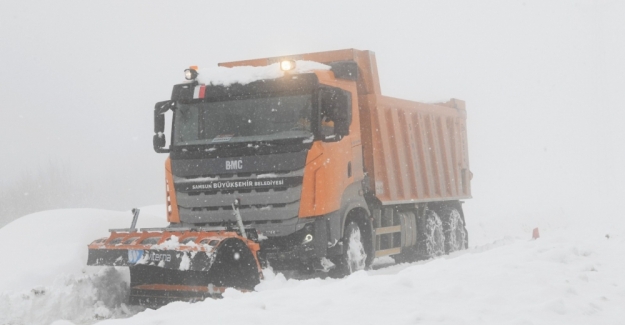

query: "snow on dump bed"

left=195, top=60, right=330, bottom=86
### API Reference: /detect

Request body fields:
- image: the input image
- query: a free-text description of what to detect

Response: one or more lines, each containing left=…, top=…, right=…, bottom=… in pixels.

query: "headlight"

left=280, top=60, right=296, bottom=71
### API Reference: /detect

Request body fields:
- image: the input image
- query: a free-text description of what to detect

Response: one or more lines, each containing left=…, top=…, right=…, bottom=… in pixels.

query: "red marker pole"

left=532, top=228, right=540, bottom=239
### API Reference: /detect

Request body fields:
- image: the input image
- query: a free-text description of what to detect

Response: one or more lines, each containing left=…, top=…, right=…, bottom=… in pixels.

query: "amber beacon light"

left=184, top=66, right=199, bottom=80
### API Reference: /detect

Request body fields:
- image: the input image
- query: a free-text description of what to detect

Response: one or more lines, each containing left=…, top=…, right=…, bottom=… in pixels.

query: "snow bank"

left=0, top=207, right=167, bottom=292
left=0, top=267, right=142, bottom=325
left=2, top=206, right=624, bottom=325
left=0, top=207, right=167, bottom=325
left=0, top=205, right=167, bottom=325
left=90, top=224, right=624, bottom=325
left=195, top=60, right=330, bottom=86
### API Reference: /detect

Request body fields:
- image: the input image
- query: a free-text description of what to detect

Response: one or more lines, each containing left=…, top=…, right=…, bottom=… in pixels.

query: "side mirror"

left=153, top=101, right=174, bottom=153
left=153, top=134, right=166, bottom=150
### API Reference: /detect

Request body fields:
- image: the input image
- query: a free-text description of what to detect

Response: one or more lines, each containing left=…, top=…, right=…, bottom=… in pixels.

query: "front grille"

left=189, top=202, right=288, bottom=212
left=174, top=168, right=305, bottom=225
left=186, top=186, right=289, bottom=196
left=179, top=171, right=291, bottom=180
left=194, top=218, right=289, bottom=228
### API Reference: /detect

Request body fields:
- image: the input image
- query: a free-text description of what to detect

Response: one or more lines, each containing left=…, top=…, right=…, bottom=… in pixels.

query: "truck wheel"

left=417, top=210, right=445, bottom=259
left=330, top=221, right=367, bottom=277
left=440, top=206, right=468, bottom=253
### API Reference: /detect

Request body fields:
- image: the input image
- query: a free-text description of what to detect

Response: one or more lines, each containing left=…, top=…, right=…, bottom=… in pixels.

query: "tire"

left=393, top=246, right=417, bottom=264
left=439, top=206, right=468, bottom=254
left=416, top=209, right=445, bottom=259
left=330, top=221, right=368, bottom=277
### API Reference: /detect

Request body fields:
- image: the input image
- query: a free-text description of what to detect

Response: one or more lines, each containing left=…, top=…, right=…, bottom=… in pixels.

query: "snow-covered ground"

left=0, top=207, right=167, bottom=325
left=0, top=206, right=623, bottom=325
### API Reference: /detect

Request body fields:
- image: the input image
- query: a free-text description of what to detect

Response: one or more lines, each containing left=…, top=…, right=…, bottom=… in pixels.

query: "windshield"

left=173, top=93, right=313, bottom=145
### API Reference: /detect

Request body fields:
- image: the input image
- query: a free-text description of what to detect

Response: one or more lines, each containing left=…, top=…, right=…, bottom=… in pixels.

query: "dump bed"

left=359, top=96, right=471, bottom=205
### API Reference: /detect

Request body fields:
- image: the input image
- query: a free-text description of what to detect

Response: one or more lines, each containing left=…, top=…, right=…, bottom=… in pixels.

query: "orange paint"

left=359, top=95, right=471, bottom=204
left=165, top=157, right=181, bottom=223
left=298, top=71, right=363, bottom=218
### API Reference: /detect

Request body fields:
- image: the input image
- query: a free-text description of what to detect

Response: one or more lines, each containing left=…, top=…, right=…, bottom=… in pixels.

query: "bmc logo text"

left=226, top=160, right=243, bottom=170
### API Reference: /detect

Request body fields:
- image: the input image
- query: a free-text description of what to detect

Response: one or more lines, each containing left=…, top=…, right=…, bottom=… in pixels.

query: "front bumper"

left=258, top=217, right=329, bottom=270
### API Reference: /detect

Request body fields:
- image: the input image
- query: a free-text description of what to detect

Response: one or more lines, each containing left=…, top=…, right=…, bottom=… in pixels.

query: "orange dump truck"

left=87, top=49, right=471, bottom=305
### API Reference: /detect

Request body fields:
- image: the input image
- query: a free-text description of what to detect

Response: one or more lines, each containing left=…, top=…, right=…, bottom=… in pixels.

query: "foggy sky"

left=1, top=0, right=623, bottom=225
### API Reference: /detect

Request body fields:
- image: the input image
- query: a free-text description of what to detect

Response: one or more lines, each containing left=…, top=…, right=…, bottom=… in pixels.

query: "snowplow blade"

left=87, top=229, right=261, bottom=306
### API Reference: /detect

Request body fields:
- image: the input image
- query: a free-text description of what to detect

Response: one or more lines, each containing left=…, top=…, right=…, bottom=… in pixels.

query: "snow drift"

left=88, top=223, right=625, bottom=325
left=0, top=207, right=167, bottom=293
left=1, top=206, right=624, bottom=325
left=0, top=207, right=168, bottom=325
left=0, top=267, right=140, bottom=325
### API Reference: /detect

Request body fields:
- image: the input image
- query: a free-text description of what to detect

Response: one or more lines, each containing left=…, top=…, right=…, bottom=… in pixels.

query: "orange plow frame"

left=88, top=228, right=262, bottom=306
